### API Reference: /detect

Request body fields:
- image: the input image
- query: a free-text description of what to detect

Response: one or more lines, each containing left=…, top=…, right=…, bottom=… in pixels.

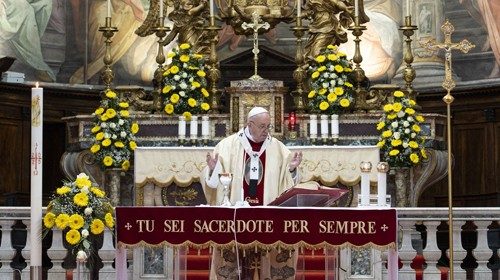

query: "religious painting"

left=418, top=3, right=435, bottom=37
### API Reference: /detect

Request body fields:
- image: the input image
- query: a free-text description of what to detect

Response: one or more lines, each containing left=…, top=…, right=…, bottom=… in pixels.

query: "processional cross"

left=420, top=19, right=475, bottom=280
left=241, top=12, right=270, bottom=81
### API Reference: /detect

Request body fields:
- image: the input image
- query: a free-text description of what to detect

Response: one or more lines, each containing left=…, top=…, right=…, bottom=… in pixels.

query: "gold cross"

left=420, top=19, right=475, bottom=96
left=242, top=12, right=270, bottom=81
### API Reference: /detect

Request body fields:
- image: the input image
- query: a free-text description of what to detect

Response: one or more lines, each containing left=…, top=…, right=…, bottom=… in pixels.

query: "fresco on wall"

left=0, top=0, right=498, bottom=86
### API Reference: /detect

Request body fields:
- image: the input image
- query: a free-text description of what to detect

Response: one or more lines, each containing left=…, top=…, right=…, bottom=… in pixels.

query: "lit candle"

left=190, top=115, right=199, bottom=140
left=297, top=0, right=301, bottom=18
left=377, top=162, right=389, bottom=206
left=406, top=0, right=410, bottom=17
left=201, top=115, right=210, bottom=139
left=209, top=0, right=214, bottom=18
left=107, top=0, right=111, bottom=18
left=178, top=116, right=186, bottom=139
left=354, top=0, right=359, bottom=18
left=359, top=161, right=372, bottom=206
left=30, top=82, right=43, bottom=269
left=160, top=0, right=164, bottom=18
left=320, top=114, right=329, bottom=139
left=331, top=114, right=339, bottom=136
left=309, top=115, right=317, bottom=139
left=289, top=111, right=296, bottom=131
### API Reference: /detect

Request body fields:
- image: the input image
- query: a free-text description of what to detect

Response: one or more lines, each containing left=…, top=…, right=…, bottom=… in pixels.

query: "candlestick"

left=360, top=161, right=372, bottom=206
left=309, top=115, right=317, bottom=139
left=178, top=116, right=186, bottom=139
left=297, top=0, right=301, bottom=18
left=201, top=115, right=210, bottom=139
left=190, top=115, right=199, bottom=140
left=160, top=0, right=164, bottom=18
left=107, top=0, right=111, bottom=18
left=209, top=0, right=214, bottom=18
left=354, top=0, right=359, bottom=18
left=406, top=0, right=410, bottom=17
left=320, top=114, right=329, bottom=139
left=30, top=82, right=43, bottom=278
left=377, top=162, right=389, bottom=206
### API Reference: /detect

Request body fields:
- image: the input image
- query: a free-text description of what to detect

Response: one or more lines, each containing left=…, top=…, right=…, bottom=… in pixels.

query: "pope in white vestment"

left=202, top=107, right=303, bottom=279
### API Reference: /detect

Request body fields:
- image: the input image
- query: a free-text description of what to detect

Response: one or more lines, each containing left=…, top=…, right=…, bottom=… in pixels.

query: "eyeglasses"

left=250, top=121, right=273, bottom=131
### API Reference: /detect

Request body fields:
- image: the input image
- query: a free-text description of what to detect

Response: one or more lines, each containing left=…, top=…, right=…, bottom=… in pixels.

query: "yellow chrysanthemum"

left=311, top=71, right=320, bottom=79
left=315, top=55, right=326, bottom=63
left=327, top=54, right=338, bottom=61
left=318, top=66, right=326, bottom=72
left=391, top=139, right=402, bottom=146
left=105, top=213, right=115, bottom=228
left=421, top=149, right=427, bottom=159
left=192, top=81, right=201, bottom=88
left=201, top=88, right=209, bottom=97
left=170, top=93, right=180, bottom=104
left=409, top=99, right=416, bottom=106
left=100, top=115, right=108, bottom=122
left=170, top=65, right=179, bottom=74
left=56, top=186, right=71, bottom=195
left=90, top=219, right=105, bottom=235
left=94, top=107, right=104, bottom=115
left=162, top=85, right=172, bottom=94
left=188, top=98, right=197, bottom=107
left=383, top=104, right=393, bottom=112
left=334, top=65, right=344, bottom=72
left=319, top=88, right=327, bottom=95
left=179, top=43, right=190, bottom=49
left=308, top=90, right=316, bottom=98
left=193, top=54, right=203, bottom=59
left=91, top=125, right=101, bottom=133
left=409, top=141, right=419, bottom=149
left=376, top=140, right=385, bottom=148
left=102, top=138, right=111, bottom=147
left=410, top=153, right=419, bottom=163
left=69, top=214, right=84, bottom=230
left=415, top=115, right=424, bottom=122
left=201, top=102, right=210, bottom=111
left=55, top=213, right=70, bottom=229
left=131, top=123, right=139, bottom=134
left=105, top=90, right=117, bottom=99
left=105, top=108, right=116, bottom=118
left=122, top=160, right=130, bottom=171
left=114, top=141, right=124, bottom=148
left=43, top=212, right=56, bottom=228
left=120, top=110, right=129, bottom=117
left=334, top=87, right=344, bottom=95
left=394, top=90, right=404, bottom=97
left=91, top=187, right=105, bottom=198
left=164, top=103, right=174, bottom=114
left=180, top=55, right=190, bottom=62
left=382, top=130, right=393, bottom=138
left=405, top=108, right=415, bottom=115
left=339, top=98, right=350, bottom=107
left=344, top=82, right=353, bottom=88
left=319, top=101, right=329, bottom=111
left=392, top=103, right=403, bottom=112
left=103, top=156, right=113, bottom=166
left=327, top=93, right=337, bottom=102
left=387, top=113, right=397, bottom=120
left=75, top=177, right=91, bottom=188
left=376, top=122, right=385, bottom=130
left=129, top=141, right=137, bottom=150
left=167, top=52, right=176, bottom=58
left=95, top=132, right=104, bottom=141
left=327, top=44, right=337, bottom=50
left=412, top=124, right=421, bottom=132
left=74, top=192, right=89, bottom=207
left=389, top=149, right=400, bottom=156
left=119, top=102, right=129, bottom=108
left=183, top=111, right=192, bottom=121
left=197, top=70, right=206, bottom=77
left=66, top=229, right=81, bottom=245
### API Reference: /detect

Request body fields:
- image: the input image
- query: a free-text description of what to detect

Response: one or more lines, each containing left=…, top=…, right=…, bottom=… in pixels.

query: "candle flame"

left=35, top=82, right=39, bottom=88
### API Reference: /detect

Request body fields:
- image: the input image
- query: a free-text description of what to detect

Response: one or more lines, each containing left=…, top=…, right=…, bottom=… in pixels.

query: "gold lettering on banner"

left=193, top=220, right=274, bottom=233
left=136, top=220, right=155, bottom=232
left=163, top=220, right=185, bottom=233
left=283, top=220, right=310, bottom=233
left=318, top=220, right=377, bottom=234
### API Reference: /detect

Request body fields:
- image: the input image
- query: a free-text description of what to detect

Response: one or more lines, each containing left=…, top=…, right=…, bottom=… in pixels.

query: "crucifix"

left=420, top=19, right=474, bottom=280
left=241, top=12, right=270, bottom=81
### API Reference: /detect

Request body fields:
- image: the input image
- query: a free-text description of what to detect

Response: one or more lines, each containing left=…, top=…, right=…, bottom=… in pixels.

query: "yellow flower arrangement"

left=162, top=43, right=210, bottom=120
left=307, top=45, right=355, bottom=114
left=43, top=173, right=114, bottom=260
left=90, top=89, right=139, bottom=171
left=376, top=90, right=427, bottom=168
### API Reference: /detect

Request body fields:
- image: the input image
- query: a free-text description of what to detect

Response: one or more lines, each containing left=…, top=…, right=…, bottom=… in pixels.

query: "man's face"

left=248, top=113, right=271, bottom=143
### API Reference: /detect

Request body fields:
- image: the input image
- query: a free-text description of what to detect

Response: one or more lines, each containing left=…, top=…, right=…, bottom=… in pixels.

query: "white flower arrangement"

left=376, top=90, right=427, bottom=168
left=90, top=89, right=139, bottom=171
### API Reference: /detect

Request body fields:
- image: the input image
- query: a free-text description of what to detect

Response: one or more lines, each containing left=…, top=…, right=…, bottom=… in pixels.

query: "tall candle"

left=190, top=115, right=199, bottom=140
left=209, top=0, right=214, bottom=18
left=406, top=0, right=410, bottom=17
left=107, top=0, right=111, bottom=18
left=297, top=0, right=301, bottom=18
left=178, top=116, right=186, bottom=139
left=30, top=82, right=43, bottom=270
left=160, top=0, right=164, bottom=18
left=201, top=115, right=210, bottom=139
left=354, top=0, right=359, bottom=18
left=309, top=115, right=317, bottom=139
left=331, top=114, right=339, bottom=136
left=359, top=161, right=372, bottom=206
left=377, top=162, right=389, bottom=206
left=320, top=114, right=329, bottom=139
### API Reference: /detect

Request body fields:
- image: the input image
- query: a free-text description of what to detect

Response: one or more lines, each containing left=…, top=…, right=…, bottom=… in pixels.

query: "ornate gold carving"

left=354, top=84, right=400, bottom=112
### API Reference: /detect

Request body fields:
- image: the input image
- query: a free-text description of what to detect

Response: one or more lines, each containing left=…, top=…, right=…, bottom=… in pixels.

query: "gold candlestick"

left=291, top=15, right=308, bottom=113
left=399, top=16, right=418, bottom=100
left=98, top=17, right=118, bottom=89
left=206, top=16, right=222, bottom=113
left=348, top=16, right=367, bottom=92
left=153, top=17, right=171, bottom=112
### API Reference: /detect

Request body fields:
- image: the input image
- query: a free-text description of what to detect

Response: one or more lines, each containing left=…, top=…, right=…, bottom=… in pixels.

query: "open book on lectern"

left=268, top=182, right=349, bottom=207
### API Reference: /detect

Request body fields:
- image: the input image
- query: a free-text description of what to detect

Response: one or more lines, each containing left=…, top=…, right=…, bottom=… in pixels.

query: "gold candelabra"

left=291, top=14, right=308, bottom=113
left=98, top=17, right=118, bottom=89
left=206, top=15, right=222, bottom=113
left=153, top=17, right=171, bottom=112
left=349, top=16, right=366, bottom=92
left=400, top=16, right=418, bottom=100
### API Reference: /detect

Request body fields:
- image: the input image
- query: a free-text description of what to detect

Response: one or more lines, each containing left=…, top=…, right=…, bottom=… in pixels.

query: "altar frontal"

left=116, top=206, right=396, bottom=249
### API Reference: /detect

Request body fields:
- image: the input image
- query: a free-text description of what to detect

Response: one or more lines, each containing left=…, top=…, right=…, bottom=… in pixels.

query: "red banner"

left=116, top=206, right=397, bottom=249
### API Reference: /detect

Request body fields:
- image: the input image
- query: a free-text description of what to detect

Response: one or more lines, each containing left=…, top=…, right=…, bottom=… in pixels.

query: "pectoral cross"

left=419, top=19, right=474, bottom=280
left=242, top=12, right=270, bottom=81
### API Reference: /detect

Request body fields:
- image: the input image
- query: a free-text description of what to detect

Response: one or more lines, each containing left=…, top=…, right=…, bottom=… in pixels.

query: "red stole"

left=243, top=139, right=266, bottom=206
